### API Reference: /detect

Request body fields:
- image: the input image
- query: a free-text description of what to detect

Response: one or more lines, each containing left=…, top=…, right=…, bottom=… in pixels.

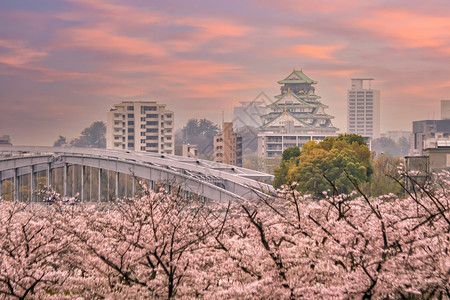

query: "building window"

left=127, top=106, right=134, bottom=111
left=128, top=121, right=134, bottom=125
left=141, top=106, right=157, bottom=113
left=146, top=121, right=158, bottom=126
left=147, top=136, right=158, bottom=140
left=146, top=114, right=158, bottom=118
left=128, top=136, right=134, bottom=140
left=128, top=128, right=134, bottom=133
left=127, top=114, right=134, bottom=118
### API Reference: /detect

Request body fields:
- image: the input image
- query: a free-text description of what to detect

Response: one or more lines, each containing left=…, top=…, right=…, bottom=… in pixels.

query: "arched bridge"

left=0, top=146, right=275, bottom=202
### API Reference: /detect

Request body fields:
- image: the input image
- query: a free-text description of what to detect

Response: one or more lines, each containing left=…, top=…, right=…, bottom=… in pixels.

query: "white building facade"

left=106, top=101, right=174, bottom=154
left=347, top=78, right=380, bottom=139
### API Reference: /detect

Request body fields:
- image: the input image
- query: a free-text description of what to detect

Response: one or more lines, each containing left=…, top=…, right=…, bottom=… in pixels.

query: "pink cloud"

left=273, top=26, right=310, bottom=38
left=55, top=27, right=167, bottom=57
left=352, top=9, right=450, bottom=49
left=291, top=44, right=344, bottom=60
left=0, top=39, right=47, bottom=66
left=309, top=68, right=362, bottom=77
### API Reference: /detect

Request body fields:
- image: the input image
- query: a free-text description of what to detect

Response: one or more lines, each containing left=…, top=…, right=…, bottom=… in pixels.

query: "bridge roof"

left=0, top=146, right=275, bottom=201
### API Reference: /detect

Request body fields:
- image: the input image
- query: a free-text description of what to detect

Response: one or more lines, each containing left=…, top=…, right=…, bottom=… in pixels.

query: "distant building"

left=214, top=122, right=242, bottom=166
left=0, top=135, right=11, bottom=146
left=258, top=69, right=338, bottom=158
left=405, top=143, right=450, bottom=189
left=380, top=130, right=412, bottom=142
left=441, top=100, right=450, bottom=120
left=412, top=119, right=450, bottom=155
left=233, top=92, right=270, bottom=130
left=106, top=101, right=174, bottom=154
left=175, top=144, right=198, bottom=158
left=347, top=78, right=380, bottom=138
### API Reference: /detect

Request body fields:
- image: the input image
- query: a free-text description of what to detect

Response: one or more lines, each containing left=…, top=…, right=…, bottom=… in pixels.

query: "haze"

left=1, top=0, right=449, bottom=145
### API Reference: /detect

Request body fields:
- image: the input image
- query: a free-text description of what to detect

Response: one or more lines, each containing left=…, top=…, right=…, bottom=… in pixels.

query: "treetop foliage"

left=274, top=134, right=372, bottom=195
left=53, top=121, right=106, bottom=148
left=175, top=118, right=220, bottom=154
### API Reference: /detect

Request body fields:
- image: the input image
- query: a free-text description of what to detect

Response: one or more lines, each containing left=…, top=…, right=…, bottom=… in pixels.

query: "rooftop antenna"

left=222, top=111, right=224, bottom=125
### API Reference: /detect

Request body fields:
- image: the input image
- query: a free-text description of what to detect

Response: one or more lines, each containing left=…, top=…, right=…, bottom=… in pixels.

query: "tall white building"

left=106, top=101, right=174, bottom=154
left=347, top=78, right=380, bottom=138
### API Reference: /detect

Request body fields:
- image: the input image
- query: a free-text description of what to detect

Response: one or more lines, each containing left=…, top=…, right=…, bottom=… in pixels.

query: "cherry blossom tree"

left=0, top=171, right=448, bottom=299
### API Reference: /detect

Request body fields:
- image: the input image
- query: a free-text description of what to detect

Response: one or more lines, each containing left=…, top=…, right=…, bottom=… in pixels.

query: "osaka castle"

left=257, top=69, right=339, bottom=158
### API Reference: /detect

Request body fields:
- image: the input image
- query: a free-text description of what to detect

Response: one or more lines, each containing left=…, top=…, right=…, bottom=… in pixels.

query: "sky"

left=1, top=0, right=450, bottom=146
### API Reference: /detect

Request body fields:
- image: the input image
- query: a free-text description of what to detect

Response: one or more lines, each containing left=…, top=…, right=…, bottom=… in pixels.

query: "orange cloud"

left=353, top=9, right=450, bottom=49
left=291, top=44, right=344, bottom=60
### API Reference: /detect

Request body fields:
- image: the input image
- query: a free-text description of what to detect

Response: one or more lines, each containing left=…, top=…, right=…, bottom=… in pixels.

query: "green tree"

left=53, top=135, right=67, bottom=147
left=273, top=136, right=372, bottom=196
left=71, top=121, right=106, bottom=148
left=361, top=153, right=404, bottom=196
left=371, top=136, right=411, bottom=157
left=273, top=147, right=301, bottom=189
left=336, top=133, right=366, bottom=146
left=177, top=119, right=219, bottom=154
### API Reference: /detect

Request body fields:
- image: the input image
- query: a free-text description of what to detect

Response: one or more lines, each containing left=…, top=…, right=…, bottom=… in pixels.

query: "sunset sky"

left=1, top=0, right=450, bottom=146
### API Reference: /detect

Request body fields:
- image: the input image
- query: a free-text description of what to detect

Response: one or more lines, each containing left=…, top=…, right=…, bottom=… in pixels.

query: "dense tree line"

left=53, top=121, right=106, bottom=148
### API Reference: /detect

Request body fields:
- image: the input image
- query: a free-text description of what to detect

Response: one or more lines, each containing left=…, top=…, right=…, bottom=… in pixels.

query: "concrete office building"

left=258, top=69, right=338, bottom=158
left=175, top=144, right=198, bottom=158
left=412, top=119, right=450, bottom=155
left=347, top=78, right=380, bottom=138
left=106, top=101, right=174, bottom=154
left=214, top=122, right=242, bottom=166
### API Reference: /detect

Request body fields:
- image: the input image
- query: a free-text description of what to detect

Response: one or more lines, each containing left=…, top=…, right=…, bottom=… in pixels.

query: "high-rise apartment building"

left=106, top=101, right=174, bottom=154
left=214, top=122, right=242, bottom=166
left=347, top=78, right=380, bottom=138
left=258, top=69, right=338, bottom=158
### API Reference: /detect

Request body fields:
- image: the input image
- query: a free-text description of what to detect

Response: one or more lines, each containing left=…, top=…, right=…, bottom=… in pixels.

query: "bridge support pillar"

left=0, top=171, right=2, bottom=199
left=31, top=165, right=36, bottom=202
left=115, top=172, right=119, bottom=200
left=13, top=168, right=19, bottom=201
left=63, top=163, right=68, bottom=197
left=81, top=166, right=85, bottom=202
left=132, top=175, right=136, bottom=197
left=98, top=168, right=102, bottom=201
left=47, top=163, right=52, bottom=188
